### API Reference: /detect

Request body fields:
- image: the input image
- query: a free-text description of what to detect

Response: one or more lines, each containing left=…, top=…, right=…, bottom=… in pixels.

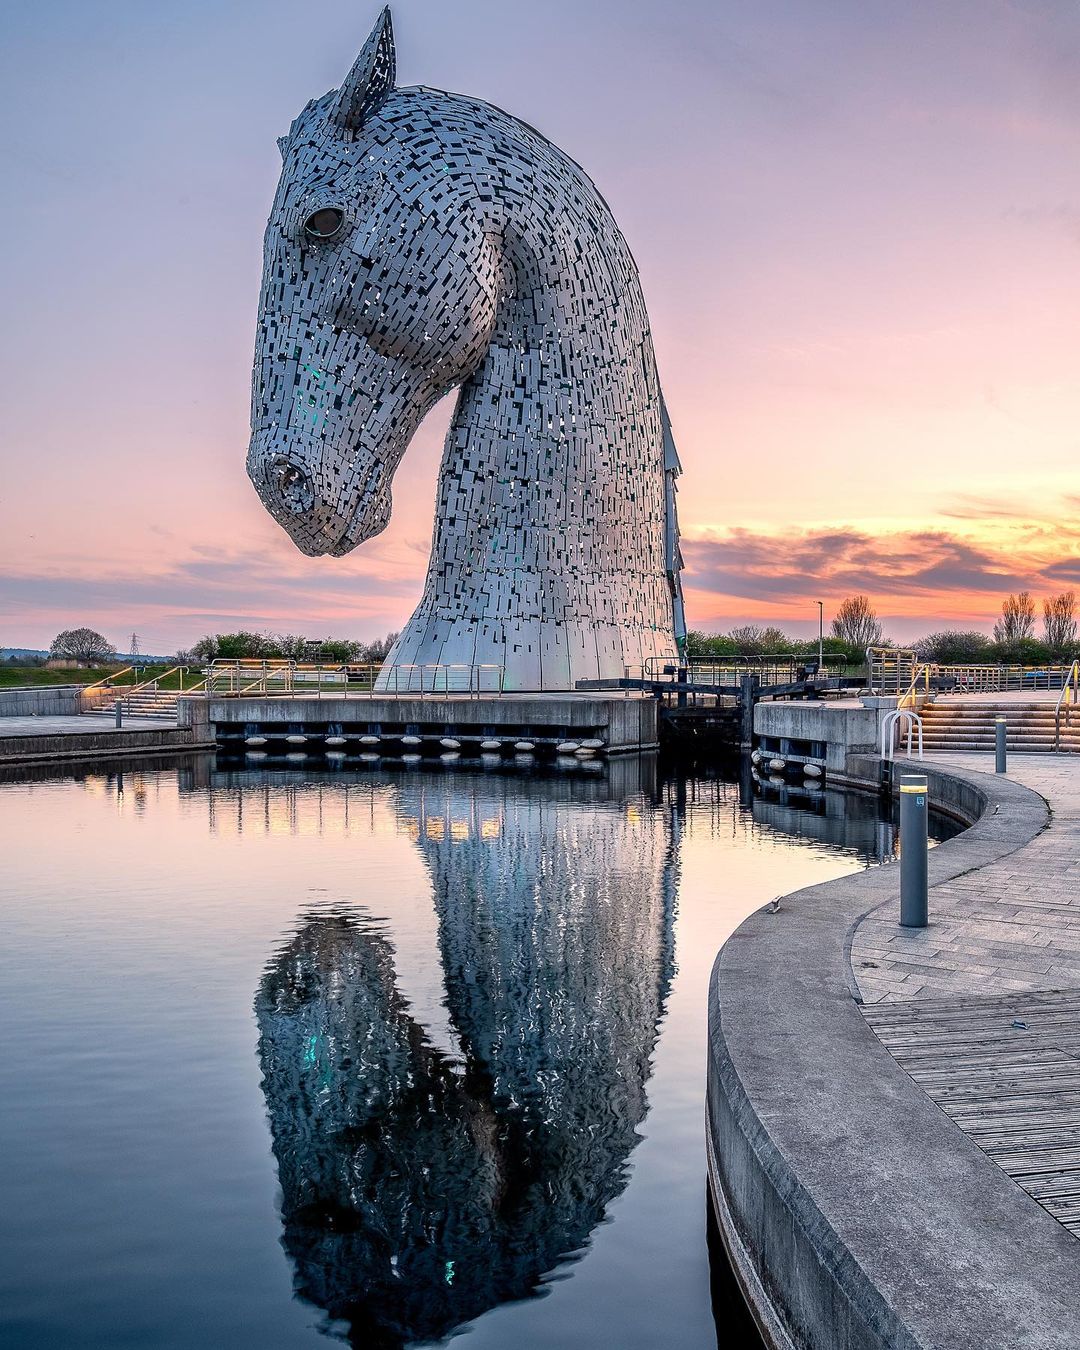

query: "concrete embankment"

left=707, top=760, right=1080, bottom=1350
left=0, top=684, right=114, bottom=717
left=0, top=721, right=212, bottom=765
left=179, top=692, right=659, bottom=754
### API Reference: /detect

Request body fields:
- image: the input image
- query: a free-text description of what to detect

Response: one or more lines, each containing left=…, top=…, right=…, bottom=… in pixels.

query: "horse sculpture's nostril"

left=274, top=461, right=316, bottom=515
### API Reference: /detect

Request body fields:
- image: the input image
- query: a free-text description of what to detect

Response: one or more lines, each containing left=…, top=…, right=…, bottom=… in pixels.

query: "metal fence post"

left=899, top=773, right=928, bottom=928
left=995, top=717, right=1007, bottom=774
left=739, top=675, right=758, bottom=751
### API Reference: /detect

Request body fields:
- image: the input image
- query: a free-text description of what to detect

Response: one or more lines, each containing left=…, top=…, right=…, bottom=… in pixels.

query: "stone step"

left=922, top=730, right=1071, bottom=741
left=922, top=723, right=1058, bottom=729
left=923, top=743, right=1076, bottom=750
left=922, top=719, right=1062, bottom=729
left=924, top=703, right=1059, bottom=710
left=924, top=717, right=1061, bottom=722
left=922, top=727, right=1072, bottom=737
left=85, top=692, right=179, bottom=720
left=918, top=739, right=1074, bottom=750
left=922, top=716, right=1066, bottom=725
left=923, top=709, right=1059, bottom=716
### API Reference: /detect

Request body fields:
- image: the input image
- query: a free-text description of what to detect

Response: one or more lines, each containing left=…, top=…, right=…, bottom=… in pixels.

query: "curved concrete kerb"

left=707, top=758, right=1080, bottom=1350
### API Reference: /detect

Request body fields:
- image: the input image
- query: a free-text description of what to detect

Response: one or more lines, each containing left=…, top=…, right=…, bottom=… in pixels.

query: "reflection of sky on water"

left=0, top=755, right=938, bottom=1349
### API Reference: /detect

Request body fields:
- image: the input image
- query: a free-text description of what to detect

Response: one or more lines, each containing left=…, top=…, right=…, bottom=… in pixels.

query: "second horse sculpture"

left=249, top=8, right=687, bottom=691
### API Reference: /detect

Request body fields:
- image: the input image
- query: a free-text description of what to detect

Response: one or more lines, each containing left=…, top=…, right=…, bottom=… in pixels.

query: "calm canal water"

left=0, top=754, right=956, bottom=1349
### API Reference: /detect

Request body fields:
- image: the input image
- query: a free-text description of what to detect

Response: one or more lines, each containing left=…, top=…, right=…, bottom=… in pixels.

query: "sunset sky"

left=2, top=0, right=1078, bottom=653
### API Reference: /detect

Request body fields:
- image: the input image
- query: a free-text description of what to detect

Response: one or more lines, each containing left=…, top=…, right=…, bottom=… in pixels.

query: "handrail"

left=200, top=660, right=506, bottom=699
left=121, top=664, right=187, bottom=698
left=898, top=663, right=932, bottom=711
left=645, top=652, right=853, bottom=679
left=83, top=664, right=136, bottom=693
left=870, top=654, right=1079, bottom=697
left=1054, top=659, right=1080, bottom=750
left=104, top=665, right=208, bottom=702
left=865, top=647, right=918, bottom=695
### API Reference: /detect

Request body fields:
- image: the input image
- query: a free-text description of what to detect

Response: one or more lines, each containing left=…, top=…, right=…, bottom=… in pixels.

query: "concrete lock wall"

left=0, top=726, right=206, bottom=765
left=753, top=702, right=879, bottom=773
left=178, top=694, right=658, bottom=753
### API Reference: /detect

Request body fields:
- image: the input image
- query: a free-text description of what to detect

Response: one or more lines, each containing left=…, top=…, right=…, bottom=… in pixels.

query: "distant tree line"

left=5, top=627, right=404, bottom=672
left=687, top=590, right=1079, bottom=665
left=25, top=591, right=1080, bottom=674
left=915, top=590, right=1077, bottom=663
left=174, top=630, right=401, bottom=665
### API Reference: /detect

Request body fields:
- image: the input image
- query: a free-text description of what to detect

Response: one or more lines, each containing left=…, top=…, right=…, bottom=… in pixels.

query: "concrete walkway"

left=707, top=755, right=1080, bottom=1349
left=853, top=755, right=1079, bottom=1003
left=0, top=713, right=209, bottom=765
left=0, top=713, right=175, bottom=736
left=852, top=753, right=1080, bottom=1244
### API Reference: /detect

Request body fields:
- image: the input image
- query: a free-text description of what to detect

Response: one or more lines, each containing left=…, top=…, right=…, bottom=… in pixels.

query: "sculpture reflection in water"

left=256, top=768, right=678, bottom=1346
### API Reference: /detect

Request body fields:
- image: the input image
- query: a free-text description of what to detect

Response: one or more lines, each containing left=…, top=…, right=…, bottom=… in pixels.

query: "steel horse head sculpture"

left=249, top=8, right=686, bottom=690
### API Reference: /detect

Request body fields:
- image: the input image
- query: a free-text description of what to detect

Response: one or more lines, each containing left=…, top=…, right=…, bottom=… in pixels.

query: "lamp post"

left=816, top=601, right=824, bottom=676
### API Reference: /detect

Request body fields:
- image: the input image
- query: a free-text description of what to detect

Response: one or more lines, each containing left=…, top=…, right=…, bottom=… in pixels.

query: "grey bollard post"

left=899, top=773, right=928, bottom=928
left=114, top=699, right=123, bottom=728
left=995, top=717, right=1007, bottom=774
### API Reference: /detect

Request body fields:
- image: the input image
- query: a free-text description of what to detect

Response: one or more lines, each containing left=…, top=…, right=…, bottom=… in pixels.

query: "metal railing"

left=868, top=648, right=1079, bottom=697
left=931, top=664, right=1074, bottom=693
left=200, top=660, right=505, bottom=699
left=641, top=652, right=858, bottom=688
left=83, top=665, right=137, bottom=694
left=898, top=664, right=932, bottom=710
left=83, top=664, right=206, bottom=710
left=866, top=647, right=918, bottom=695
left=1055, top=659, right=1080, bottom=750
left=110, top=665, right=207, bottom=712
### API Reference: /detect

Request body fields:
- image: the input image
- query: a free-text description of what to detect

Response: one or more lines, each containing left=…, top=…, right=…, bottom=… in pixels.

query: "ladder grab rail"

left=881, top=709, right=924, bottom=761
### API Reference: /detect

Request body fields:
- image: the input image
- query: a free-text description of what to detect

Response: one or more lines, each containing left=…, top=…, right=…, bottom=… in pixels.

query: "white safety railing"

left=881, top=709, right=924, bottom=761
left=200, top=660, right=505, bottom=699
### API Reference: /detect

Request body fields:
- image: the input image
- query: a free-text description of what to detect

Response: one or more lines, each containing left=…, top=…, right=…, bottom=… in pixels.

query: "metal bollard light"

left=114, top=699, right=123, bottom=728
left=995, top=716, right=1007, bottom=774
left=899, top=773, right=929, bottom=928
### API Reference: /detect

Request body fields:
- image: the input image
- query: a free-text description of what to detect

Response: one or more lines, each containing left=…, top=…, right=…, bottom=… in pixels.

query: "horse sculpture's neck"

left=248, top=16, right=686, bottom=692
left=385, top=91, right=684, bottom=690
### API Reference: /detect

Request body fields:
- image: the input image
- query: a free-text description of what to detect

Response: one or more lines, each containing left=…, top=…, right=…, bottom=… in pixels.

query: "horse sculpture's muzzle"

left=250, top=440, right=392, bottom=558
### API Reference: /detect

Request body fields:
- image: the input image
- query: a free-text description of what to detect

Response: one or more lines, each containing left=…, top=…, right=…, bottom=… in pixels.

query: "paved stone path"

left=850, top=752, right=1080, bottom=1241
left=0, top=714, right=173, bottom=736
left=852, top=753, right=1080, bottom=1004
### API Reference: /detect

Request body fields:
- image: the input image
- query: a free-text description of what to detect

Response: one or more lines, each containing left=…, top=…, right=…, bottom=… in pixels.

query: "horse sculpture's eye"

left=303, top=207, right=345, bottom=241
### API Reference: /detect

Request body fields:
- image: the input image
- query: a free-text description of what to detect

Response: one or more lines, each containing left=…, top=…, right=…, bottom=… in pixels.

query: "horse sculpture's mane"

left=249, top=8, right=686, bottom=690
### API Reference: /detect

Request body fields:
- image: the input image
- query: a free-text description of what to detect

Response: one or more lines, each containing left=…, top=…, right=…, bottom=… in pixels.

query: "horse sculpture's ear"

left=333, top=7, right=396, bottom=134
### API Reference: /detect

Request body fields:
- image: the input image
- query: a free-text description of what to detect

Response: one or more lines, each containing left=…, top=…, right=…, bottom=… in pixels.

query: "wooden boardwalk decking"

left=865, top=989, right=1080, bottom=1236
